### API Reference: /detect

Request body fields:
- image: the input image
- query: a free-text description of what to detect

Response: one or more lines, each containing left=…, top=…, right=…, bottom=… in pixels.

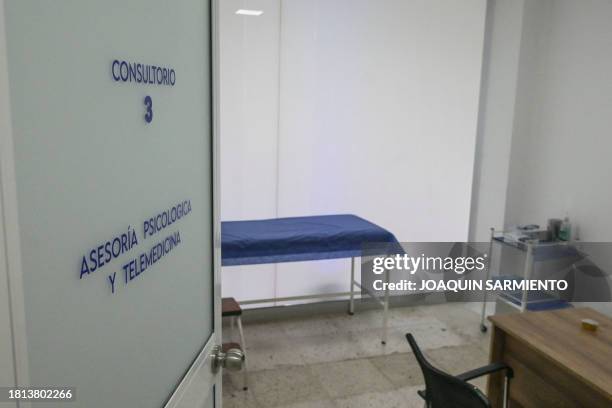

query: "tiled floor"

left=222, top=302, right=491, bottom=408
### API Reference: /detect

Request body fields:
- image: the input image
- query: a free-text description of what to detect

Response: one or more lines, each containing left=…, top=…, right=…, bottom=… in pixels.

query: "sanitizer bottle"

left=559, top=216, right=572, bottom=241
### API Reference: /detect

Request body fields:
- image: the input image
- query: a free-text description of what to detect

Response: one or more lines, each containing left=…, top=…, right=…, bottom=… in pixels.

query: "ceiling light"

left=235, top=9, right=264, bottom=16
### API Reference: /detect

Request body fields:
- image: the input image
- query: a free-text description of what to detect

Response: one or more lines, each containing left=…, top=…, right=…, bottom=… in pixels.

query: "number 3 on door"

left=144, top=95, right=153, bottom=123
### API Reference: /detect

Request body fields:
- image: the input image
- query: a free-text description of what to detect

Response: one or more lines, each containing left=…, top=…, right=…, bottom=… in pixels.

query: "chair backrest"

left=406, top=333, right=490, bottom=408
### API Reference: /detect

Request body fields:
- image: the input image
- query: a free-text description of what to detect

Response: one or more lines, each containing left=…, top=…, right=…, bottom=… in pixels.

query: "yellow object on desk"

left=582, top=318, right=599, bottom=332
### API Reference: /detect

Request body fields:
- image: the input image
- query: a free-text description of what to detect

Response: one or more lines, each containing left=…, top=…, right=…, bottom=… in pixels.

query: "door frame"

left=164, top=0, right=223, bottom=405
left=0, top=4, right=18, bottom=404
left=0, top=2, right=31, bottom=405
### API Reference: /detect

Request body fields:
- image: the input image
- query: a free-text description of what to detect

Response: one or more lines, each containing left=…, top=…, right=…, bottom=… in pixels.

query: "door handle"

left=210, top=345, right=244, bottom=373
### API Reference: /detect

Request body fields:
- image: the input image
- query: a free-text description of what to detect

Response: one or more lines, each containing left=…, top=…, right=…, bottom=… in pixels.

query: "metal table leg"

left=348, top=257, right=355, bottom=315
left=236, top=316, right=248, bottom=391
left=480, top=228, right=495, bottom=332
left=382, top=267, right=389, bottom=345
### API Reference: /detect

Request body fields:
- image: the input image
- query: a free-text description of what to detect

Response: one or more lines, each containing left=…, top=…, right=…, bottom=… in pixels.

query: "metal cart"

left=480, top=227, right=583, bottom=332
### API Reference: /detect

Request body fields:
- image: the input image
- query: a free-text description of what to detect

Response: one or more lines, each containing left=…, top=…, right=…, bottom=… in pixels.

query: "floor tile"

left=249, top=365, right=329, bottom=407
left=353, top=326, right=412, bottom=357
left=354, top=316, right=465, bottom=358
left=223, top=369, right=249, bottom=392
left=334, top=385, right=424, bottom=408
left=311, top=358, right=393, bottom=398
left=227, top=302, right=492, bottom=407
left=244, top=329, right=307, bottom=371
left=242, top=320, right=289, bottom=343
left=401, top=317, right=467, bottom=350
left=282, top=314, right=341, bottom=338
left=332, top=309, right=389, bottom=332
left=386, top=307, right=440, bottom=328
left=425, top=344, right=489, bottom=376
left=222, top=373, right=260, bottom=408
left=223, top=389, right=261, bottom=408
left=246, top=347, right=306, bottom=371
left=294, top=331, right=366, bottom=365
left=275, top=400, right=338, bottom=408
left=417, top=303, right=490, bottom=347
left=463, top=301, right=495, bottom=315
left=396, top=385, right=430, bottom=407
left=368, top=352, right=424, bottom=387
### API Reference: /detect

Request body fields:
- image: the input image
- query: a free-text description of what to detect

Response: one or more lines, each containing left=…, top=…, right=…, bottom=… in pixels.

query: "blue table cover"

left=221, top=214, right=400, bottom=266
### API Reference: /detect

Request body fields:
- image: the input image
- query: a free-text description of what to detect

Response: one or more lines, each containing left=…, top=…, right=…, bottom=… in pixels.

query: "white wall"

left=472, top=0, right=612, bottom=314
left=276, top=0, right=487, bottom=299
left=474, top=0, right=612, bottom=240
left=469, top=0, right=525, bottom=242
left=477, top=0, right=612, bottom=242
left=219, top=0, right=281, bottom=303
left=221, top=0, right=488, bottom=303
left=507, top=0, right=612, bottom=314
left=505, top=0, right=612, bottom=242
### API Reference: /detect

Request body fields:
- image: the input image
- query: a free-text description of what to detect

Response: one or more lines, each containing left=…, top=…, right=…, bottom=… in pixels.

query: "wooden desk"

left=487, top=308, right=612, bottom=408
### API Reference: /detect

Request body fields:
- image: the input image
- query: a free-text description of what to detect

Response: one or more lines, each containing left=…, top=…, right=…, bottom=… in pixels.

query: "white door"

left=0, top=1, right=223, bottom=407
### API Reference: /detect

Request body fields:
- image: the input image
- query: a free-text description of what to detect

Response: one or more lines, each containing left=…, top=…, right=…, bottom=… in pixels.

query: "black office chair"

left=406, top=333, right=513, bottom=408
